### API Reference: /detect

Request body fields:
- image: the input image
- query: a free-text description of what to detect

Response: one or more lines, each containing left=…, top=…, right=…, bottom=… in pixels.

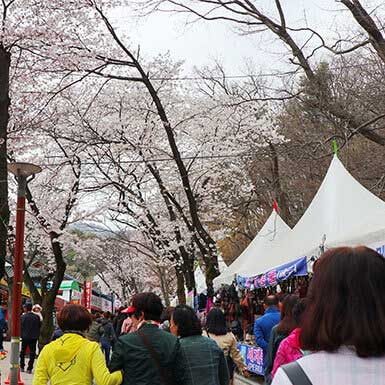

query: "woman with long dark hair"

left=171, top=305, right=230, bottom=385
left=206, top=308, right=247, bottom=384
left=272, top=247, right=385, bottom=385
left=264, top=295, right=300, bottom=384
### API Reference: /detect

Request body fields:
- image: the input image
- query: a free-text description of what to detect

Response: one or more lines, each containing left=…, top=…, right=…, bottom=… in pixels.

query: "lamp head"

left=8, top=162, right=42, bottom=178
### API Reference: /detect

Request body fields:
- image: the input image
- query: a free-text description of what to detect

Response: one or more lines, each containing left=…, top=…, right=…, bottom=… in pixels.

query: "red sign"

left=84, top=281, right=92, bottom=311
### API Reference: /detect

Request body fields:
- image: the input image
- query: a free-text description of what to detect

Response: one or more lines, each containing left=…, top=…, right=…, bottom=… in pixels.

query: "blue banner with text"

left=237, top=256, right=308, bottom=289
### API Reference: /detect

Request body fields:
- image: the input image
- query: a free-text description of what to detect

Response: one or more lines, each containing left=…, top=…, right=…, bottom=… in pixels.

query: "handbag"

left=281, top=361, right=312, bottom=385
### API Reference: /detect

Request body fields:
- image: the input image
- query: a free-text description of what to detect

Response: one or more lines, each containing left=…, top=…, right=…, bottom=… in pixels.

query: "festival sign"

left=237, top=257, right=307, bottom=289
left=237, top=343, right=264, bottom=375
left=84, top=281, right=92, bottom=310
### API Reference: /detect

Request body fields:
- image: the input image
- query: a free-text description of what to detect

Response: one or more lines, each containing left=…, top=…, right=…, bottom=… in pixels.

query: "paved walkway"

left=0, top=342, right=33, bottom=385
left=235, top=373, right=264, bottom=385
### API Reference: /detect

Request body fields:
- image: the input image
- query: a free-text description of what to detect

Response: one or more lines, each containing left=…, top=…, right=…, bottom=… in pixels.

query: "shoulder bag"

left=281, top=361, right=312, bottom=385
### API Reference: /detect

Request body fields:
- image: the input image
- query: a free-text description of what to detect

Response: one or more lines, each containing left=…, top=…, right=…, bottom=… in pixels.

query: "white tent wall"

left=213, top=210, right=291, bottom=289
left=238, top=155, right=385, bottom=279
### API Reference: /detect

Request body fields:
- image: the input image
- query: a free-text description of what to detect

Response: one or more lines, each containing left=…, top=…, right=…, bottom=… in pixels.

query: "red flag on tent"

left=273, top=199, right=279, bottom=213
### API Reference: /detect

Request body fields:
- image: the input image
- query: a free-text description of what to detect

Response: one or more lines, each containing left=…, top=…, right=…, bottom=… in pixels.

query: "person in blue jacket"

left=253, top=295, right=281, bottom=373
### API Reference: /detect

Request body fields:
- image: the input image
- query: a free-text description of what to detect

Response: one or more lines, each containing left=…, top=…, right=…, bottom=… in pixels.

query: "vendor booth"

left=214, top=210, right=291, bottom=289
left=237, top=155, right=385, bottom=288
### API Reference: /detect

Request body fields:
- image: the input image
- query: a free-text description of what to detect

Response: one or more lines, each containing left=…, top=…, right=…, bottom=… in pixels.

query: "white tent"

left=195, top=266, right=207, bottom=294
left=213, top=210, right=291, bottom=289
left=238, top=155, right=385, bottom=279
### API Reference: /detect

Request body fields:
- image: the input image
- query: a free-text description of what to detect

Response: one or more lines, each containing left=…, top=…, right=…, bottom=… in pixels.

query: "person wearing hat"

left=32, top=304, right=43, bottom=322
left=120, top=306, right=135, bottom=335
left=109, top=293, right=185, bottom=385
left=20, top=302, right=41, bottom=373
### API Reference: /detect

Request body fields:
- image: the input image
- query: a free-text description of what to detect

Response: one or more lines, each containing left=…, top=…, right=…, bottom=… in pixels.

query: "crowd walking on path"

left=13, top=246, right=383, bottom=385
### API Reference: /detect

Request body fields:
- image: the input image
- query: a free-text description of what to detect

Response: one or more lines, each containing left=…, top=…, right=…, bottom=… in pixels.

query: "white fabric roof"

left=213, top=210, right=291, bottom=289
left=238, top=155, right=385, bottom=278
left=195, top=266, right=207, bottom=294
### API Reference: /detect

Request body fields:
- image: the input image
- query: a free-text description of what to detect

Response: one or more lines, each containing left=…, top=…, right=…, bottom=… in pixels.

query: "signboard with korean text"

left=237, top=257, right=308, bottom=289
left=71, top=290, right=82, bottom=304
left=237, top=343, right=264, bottom=375
left=84, top=281, right=92, bottom=310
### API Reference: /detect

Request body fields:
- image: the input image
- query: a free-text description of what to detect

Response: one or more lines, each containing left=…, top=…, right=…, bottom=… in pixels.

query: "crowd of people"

left=17, top=246, right=385, bottom=385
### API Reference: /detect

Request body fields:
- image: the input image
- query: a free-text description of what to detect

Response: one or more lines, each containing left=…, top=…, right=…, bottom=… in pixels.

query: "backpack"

left=101, top=321, right=114, bottom=342
left=87, top=321, right=103, bottom=342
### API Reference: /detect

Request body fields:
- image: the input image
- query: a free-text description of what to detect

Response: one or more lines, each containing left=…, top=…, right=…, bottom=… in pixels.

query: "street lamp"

left=7, top=162, right=42, bottom=385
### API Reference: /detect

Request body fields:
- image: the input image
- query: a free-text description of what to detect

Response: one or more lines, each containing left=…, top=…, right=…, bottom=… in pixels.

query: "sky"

left=109, top=0, right=377, bottom=76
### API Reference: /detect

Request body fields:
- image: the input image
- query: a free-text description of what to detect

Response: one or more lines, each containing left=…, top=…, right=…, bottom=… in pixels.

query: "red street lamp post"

left=7, top=163, right=41, bottom=385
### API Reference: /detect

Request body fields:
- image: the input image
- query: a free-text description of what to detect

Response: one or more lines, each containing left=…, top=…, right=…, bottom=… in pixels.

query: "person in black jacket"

left=99, top=311, right=117, bottom=364
left=20, top=302, right=41, bottom=374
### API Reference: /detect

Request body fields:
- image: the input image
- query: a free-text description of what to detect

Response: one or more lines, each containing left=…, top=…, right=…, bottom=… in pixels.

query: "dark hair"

left=276, top=295, right=300, bottom=335
left=92, top=312, right=101, bottom=320
left=103, top=311, right=111, bottom=320
left=24, top=303, right=32, bottom=311
left=293, top=298, right=307, bottom=325
left=132, top=292, right=164, bottom=322
left=300, top=247, right=385, bottom=357
left=172, top=305, right=202, bottom=338
left=160, top=307, right=174, bottom=323
left=265, top=295, right=279, bottom=307
left=57, top=305, right=92, bottom=332
left=206, top=308, right=227, bottom=336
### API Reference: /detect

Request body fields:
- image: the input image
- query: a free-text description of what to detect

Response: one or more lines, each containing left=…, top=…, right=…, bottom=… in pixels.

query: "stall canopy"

left=60, top=280, right=80, bottom=291
left=213, top=210, right=291, bottom=289
left=238, top=155, right=385, bottom=282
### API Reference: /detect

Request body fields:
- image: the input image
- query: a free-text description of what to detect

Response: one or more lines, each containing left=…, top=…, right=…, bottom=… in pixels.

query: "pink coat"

left=121, top=317, right=135, bottom=334
left=272, top=328, right=303, bottom=378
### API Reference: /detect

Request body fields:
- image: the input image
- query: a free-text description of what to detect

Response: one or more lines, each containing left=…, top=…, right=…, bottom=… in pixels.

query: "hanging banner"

left=237, top=257, right=308, bottom=289
left=84, top=281, right=92, bottom=311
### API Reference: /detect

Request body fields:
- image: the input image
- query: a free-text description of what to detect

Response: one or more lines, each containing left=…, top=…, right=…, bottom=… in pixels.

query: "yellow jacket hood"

left=51, top=333, right=89, bottom=366
left=33, top=332, right=122, bottom=385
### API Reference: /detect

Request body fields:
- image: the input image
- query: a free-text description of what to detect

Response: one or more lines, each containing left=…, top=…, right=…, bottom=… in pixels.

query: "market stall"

left=213, top=210, right=291, bottom=290
left=237, top=155, right=385, bottom=286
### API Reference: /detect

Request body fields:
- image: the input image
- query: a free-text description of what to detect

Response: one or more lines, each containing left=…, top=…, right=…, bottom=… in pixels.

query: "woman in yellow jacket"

left=33, top=304, right=122, bottom=385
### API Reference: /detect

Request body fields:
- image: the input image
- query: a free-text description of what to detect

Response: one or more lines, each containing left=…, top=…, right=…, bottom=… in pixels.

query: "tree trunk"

left=202, top=254, right=219, bottom=298
left=175, top=266, right=186, bottom=305
left=158, top=266, right=170, bottom=307
left=0, top=47, right=10, bottom=280
left=39, top=290, right=57, bottom=348
left=182, top=256, right=196, bottom=292
left=38, top=233, right=66, bottom=347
